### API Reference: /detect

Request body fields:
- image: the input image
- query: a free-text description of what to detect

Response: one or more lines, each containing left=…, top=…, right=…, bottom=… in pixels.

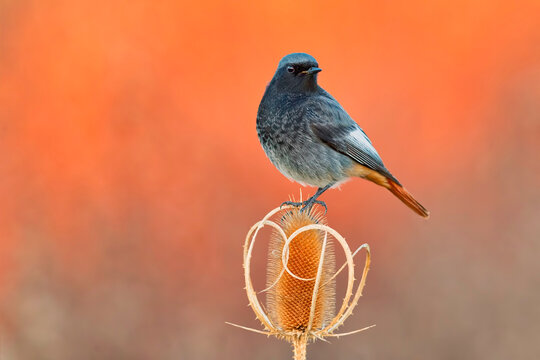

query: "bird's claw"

left=309, top=200, right=328, bottom=214
left=280, top=201, right=303, bottom=208
left=280, top=199, right=328, bottom=214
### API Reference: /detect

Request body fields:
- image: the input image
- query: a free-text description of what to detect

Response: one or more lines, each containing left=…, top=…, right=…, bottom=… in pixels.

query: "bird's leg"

left=281, top=183, right=334, bottom=213
left=300, top=184, right=332, bottom=213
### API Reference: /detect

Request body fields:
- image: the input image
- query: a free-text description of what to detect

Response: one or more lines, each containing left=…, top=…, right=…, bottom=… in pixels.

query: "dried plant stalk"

left=228, top=204, right=374, bottom=360
left=293, top=336, right=307, bottom=360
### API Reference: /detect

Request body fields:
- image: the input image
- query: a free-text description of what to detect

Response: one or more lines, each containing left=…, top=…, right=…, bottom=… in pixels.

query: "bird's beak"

left=301, top=67, right=322, bottom=75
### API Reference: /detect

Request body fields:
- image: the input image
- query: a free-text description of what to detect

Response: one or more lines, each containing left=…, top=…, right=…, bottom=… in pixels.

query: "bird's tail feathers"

left=386, top=179, right=430, bottom=218
left=346, top=163, right=430, bottom=218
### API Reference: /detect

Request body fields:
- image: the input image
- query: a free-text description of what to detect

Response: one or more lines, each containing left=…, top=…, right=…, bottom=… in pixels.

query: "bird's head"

left=271, top=53, right=322, bottom=93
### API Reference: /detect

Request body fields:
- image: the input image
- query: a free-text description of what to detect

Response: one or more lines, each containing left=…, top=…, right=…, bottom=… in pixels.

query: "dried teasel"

left=228, top=204, right=373, bottom=360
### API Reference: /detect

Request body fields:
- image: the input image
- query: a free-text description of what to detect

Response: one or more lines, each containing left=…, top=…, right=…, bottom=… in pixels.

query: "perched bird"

left=256, top=53, right=429, bottom=218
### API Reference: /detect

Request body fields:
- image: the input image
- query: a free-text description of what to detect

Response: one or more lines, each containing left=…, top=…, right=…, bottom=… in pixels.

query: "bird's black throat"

left=269, top=72, right=319, bottom=94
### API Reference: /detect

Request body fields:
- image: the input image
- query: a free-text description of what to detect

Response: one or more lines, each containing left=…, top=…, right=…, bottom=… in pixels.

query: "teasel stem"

left=293, top=336, right=307, bottom=360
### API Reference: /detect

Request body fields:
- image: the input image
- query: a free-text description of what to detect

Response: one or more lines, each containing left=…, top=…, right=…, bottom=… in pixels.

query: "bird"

left=256, top=53, right=429, bottom=218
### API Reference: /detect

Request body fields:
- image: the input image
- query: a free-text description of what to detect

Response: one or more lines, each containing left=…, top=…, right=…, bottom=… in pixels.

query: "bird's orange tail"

left=346, top=163, right=430, bottom=218
left=386, top=179, right=430, bottom=218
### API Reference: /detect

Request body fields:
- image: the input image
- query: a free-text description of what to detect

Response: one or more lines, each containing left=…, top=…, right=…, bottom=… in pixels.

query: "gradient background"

left=1, top=1, right=539, bottom=359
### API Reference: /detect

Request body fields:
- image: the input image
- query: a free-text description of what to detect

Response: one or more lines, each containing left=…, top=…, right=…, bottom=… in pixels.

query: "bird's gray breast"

left=257, top=93, right=352, bottom=187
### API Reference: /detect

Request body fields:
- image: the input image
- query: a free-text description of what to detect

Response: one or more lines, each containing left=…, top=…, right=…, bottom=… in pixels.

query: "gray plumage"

left=257, top=52, right=397, bottom=188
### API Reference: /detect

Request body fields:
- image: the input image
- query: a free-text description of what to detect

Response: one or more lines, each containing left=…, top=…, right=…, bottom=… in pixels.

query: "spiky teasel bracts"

left=228, top=204, right=374, bottom=360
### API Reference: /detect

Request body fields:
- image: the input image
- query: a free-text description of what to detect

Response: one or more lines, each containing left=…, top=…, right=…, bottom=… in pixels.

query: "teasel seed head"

left=266, top=207, right=335, bottom=333
left=228, top=203, right=374, bottom=360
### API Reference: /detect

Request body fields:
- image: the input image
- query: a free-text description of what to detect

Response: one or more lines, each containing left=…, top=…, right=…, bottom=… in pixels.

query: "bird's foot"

left=280, top=200, right=303, bottom=208
left=280, top=198, right=327, bottom=214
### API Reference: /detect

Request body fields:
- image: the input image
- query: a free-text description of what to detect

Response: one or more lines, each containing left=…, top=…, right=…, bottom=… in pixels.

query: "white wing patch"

left=349, top=128, right=381, bottom=158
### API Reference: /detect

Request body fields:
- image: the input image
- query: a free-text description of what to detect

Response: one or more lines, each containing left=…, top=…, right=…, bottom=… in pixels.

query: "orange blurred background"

left=1, top=0, right=539, bottom=358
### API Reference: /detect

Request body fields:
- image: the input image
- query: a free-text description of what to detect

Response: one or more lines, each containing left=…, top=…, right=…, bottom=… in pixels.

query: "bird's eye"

left=287, top=66, right=295, bottom=73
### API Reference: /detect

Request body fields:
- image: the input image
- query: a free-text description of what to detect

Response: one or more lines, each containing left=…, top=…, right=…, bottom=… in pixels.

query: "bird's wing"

left=307, top=97, right=400, bottom=184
